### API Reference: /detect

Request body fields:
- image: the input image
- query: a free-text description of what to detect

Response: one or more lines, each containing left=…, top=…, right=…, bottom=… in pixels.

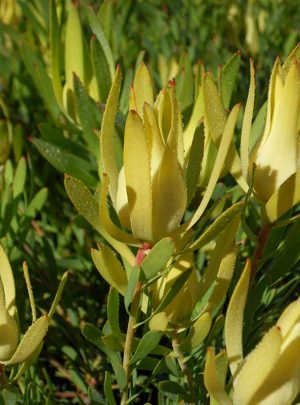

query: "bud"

left=233, top=299, right=300, bottom=404
left=251, top=59, right=300, bottom=202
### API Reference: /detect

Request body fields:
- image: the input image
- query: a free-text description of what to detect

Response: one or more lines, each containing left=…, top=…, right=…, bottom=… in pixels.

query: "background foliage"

left=0, top=0, right=300, bottom=403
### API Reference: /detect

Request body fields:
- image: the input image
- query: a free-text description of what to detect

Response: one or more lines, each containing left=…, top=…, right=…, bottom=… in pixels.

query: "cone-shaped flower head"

left=251, top=59, right=300, bottom=201
left=97, top=62, right=240, bottom=246
left=101, top=63, right=187, bottom=242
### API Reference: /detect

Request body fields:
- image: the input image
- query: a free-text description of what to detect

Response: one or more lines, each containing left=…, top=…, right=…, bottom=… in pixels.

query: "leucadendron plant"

left=0, top=243, right=67, bottom=381
left=65, top=59, right=245, bottom=403
left=205, top=260, right=300, bottom=405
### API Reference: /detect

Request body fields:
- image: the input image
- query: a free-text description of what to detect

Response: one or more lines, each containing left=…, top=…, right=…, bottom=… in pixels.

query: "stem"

left=172, top=333, right=195, bottom=404
left=121, top=281, right=142, bottom=405
left=251, top=224, right=271, bottom=280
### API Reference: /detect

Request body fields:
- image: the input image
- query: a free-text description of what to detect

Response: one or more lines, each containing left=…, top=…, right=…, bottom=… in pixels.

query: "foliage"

left=0, top=0, right=300, bottom=404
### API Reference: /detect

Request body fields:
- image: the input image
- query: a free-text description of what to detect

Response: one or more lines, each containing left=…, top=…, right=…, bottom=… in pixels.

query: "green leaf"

left=104, top=372, right=117, bottom=405
left=188, top=202, right=243, bottom=251
left=25, top=188, right=48, bottom=218
left=141, top=238, right=175, bottom=280
left=176, top=53, right=194, bottom=112
left=64, top=175, right=101, bottom=232
left=39, top=123, right=88, bottom=158
left=107, top=288, right=122, bottom=340
left=88, top=386, right=105, bottom=405
left=82, top=323, right=126, bottom=391
left=32, top=137, right=97, bottom=188
left=186, top=124, right=204, bottom=207
left=21, top=43, right=60, bottom=121
left=73, top=74, right=101, bottom=156
left=49, top=0, right=62, bottom=103
left=81, top=322, right=105, bottom=351
left=97, top=0, right=113, bottom=41
left=12, top=157, right=26, bottom=199
left=87, top=7, right=114, bottom=80
left=219, top=51, right=241, bottom=109
left=124, top=267, right=140, bottom=312
left=91, top=35, right=112, bottom=102
left=130, top=330, right=162, bottom=365
left=159, top=380, right=187, bottom=397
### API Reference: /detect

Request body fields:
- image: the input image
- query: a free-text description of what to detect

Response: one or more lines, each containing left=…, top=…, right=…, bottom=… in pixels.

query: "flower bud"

left=251, top=59, right=300, bottom=202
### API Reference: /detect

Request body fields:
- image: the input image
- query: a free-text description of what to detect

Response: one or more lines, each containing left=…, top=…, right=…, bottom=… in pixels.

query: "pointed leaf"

left=87, top=7, right=114, bottom=79
left=225, top=259, right=251, bottom=376
left=90, top=35, right=112, bottom=102
left=100, top=66, right=122, bottom=203
left=220, top=51, right=241, bottom=109
left=12, top=157, right=26, bottom=199
left=0, top=244, right=15, bottom=315
left=107, top=288, right=122, bottom=341
left=204, top=348, right=232, bottom=405
left=124, top=266, right=140, bottom=312
left=130, top=330, right=162, bottom=365
left=188, top=202, right=243, bottom=251
left=73, top=74, right=101, bottom=155
left=132, top=62, right=154, bottom=117
left=25, top=188, right=48, bottom=218
left=21, top=43, right=60, bottom=120
left=49, top=0, right=62, bottom=103
left=32, top=138, right=97, bottom=188
left=186, top=124, right=204, bottom=206
left=187, top=104, right=241, bottom=229
left=240, top=60, right=255, bottom=180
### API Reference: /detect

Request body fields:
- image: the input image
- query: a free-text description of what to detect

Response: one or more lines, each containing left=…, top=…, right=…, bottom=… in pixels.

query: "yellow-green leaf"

left=225, top=259, right=251, bottom=376
left=0, top=244, right=15, bottom=316
left=187, top=104, right=241, bottom=229
left=240, top=60, right=255, bottom=181
left=181, top=312, right=212, bottom=351
left=132, top=62, right=154, bottom=117
left=100, top=66, right=122, bottom=203
left=91, top=245, right=128, bottom=295
left=5, top=316, right=49, bottom=365
left=204, top=347, right=232, bottom=405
